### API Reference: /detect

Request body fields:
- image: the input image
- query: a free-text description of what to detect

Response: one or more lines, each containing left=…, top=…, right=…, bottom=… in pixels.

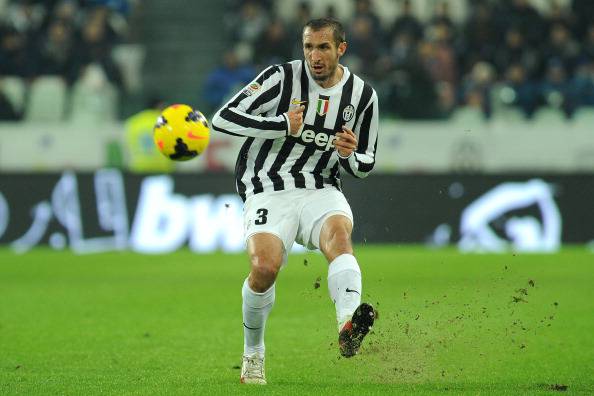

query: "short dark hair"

left=303, top=17, right=346, bottom=47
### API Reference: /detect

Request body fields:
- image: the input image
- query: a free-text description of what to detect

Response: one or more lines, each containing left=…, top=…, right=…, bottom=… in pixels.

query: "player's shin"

left=327, top=254, right=362, bottom=330
left=242, top=278, right=275, bottom=356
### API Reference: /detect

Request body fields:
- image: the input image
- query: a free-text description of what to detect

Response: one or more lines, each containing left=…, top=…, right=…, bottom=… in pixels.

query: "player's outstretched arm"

left=338, top=91, right=379, bottom=178
left=211, top=65, right=290, bottom=139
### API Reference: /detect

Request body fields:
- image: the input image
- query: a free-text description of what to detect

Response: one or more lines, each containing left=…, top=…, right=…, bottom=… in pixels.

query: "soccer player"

left=211, top=17, right=379, bottom=385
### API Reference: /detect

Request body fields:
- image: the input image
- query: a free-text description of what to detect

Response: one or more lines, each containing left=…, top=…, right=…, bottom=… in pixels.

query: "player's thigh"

left=297, top=188, right=354, bottom=250
left=244, top=191, right=299, bottom=261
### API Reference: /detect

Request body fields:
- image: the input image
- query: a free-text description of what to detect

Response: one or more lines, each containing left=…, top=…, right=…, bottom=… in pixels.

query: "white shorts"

left=243, top=188, right=354, bottom=258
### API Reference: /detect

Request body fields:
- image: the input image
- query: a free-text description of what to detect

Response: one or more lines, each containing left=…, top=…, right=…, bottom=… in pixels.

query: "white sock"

left=242, top=278, right=275, bottom=356
left=327, top=253, right=362, bottom=330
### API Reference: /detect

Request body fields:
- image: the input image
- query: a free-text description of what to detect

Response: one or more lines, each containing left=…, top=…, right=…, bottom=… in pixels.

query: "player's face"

left=303, top=27, right=346, bottom=84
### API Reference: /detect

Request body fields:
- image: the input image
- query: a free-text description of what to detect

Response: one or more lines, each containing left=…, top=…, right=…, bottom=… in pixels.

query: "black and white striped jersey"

left=211, top=59, right=379, bottom=202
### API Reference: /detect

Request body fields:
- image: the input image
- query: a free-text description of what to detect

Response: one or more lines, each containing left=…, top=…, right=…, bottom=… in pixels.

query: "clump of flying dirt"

left=297, top=254, right=324, bottom=299
left=313, top=276, right=321, bottom=289
left=549, top=384, right=568, bottom=391
left=505, top=277, right=560, bottom=350
left=538, top=383, right=568, bottom=392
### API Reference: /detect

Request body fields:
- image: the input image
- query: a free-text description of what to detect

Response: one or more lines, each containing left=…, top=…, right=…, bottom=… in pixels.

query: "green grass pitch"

left=1, top=246, right=593, bottom=395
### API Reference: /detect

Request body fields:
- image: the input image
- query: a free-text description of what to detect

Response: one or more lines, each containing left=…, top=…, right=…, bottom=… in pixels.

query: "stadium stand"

left=68, top=64, right=118, bottom=124
left=211, top=0, right=594, bottom=121
left=0, top=0, right=134, bottom=120
left=1, top=0, right=593, bottom=123
left=25, top=76, right=67, bottom=122
left=0, top=76, right=26, bottom=115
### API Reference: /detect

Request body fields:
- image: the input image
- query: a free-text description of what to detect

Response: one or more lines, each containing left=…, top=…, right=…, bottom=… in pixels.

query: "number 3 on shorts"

left=255, top=208, right=268, bottom=225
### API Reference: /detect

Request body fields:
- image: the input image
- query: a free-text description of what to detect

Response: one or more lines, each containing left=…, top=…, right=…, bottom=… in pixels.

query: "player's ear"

left=337, top=41, right=347, bottom=57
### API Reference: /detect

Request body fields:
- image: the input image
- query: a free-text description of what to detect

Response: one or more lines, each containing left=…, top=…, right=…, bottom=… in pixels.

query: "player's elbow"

left=354, top=170, right=372, bottom=179
left=211, top=108, right=224, bottom=130
left=211, top=108, right=234, bottom=135
left=354, top=161, right=375, bottom=178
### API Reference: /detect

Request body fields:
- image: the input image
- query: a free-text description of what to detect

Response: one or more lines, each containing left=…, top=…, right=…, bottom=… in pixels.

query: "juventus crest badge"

left=342, top=104, right=355, bottom=122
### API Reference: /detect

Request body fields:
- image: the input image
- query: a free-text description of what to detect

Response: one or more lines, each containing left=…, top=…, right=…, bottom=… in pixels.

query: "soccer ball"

left=153, top=104, right=210, bottom=161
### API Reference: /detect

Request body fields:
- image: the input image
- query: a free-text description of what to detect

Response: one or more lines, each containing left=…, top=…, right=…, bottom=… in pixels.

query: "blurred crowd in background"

left=0, top=0, right=135, bottom=120
left=2, top=0, right=594, bottom=122
left=206, top=0, right=594, bottom=120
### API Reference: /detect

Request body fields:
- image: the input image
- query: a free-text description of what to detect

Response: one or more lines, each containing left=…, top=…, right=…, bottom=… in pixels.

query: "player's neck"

left=317, top=64, right=344, bottom=89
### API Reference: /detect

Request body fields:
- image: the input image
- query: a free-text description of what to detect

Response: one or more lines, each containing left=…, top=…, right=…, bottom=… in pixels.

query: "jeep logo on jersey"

left=342, top=104, right=355, bottom=122
left=292, top=127, right=336, bottom=151
left=316, top=98, right=330, bottom=116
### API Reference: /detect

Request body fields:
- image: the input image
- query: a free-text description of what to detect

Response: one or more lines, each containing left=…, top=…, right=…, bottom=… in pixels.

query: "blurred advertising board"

left=2, top=119, right=594, bottom=173
left=0, top=171, right=592, bottom=254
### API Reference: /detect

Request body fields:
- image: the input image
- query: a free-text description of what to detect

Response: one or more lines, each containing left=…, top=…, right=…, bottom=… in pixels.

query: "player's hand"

left=335, top=126, right=357, bottom=157
left=286, top=105, right=305, bottom=136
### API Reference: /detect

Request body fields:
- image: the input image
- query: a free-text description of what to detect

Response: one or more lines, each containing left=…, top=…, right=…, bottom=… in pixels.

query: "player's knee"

left=322, top=227, right=353, bottom=263
left=251, top=260, right=279, bottom=280
left=249, top=252, right=281, bottom=291
left=250, top=266, right=279, bottom=292
left=326, top=227, right=353, bottom=256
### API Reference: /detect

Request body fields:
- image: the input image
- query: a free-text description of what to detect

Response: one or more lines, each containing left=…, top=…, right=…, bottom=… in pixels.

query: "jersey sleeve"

left=339, top=90, right=379, bottom=178
left=211, top=65, right=289, bottom=139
